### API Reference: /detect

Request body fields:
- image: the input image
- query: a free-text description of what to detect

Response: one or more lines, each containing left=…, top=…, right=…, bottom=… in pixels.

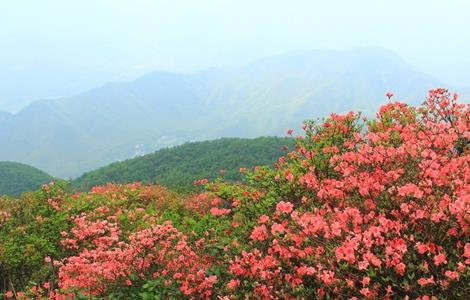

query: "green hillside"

left=73, top=137, right=293, bottom=192
left=0, top=161, right=53, bottom=196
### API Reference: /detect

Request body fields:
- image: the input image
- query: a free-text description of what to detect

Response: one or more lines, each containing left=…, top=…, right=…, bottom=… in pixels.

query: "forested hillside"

left=0, top=161, right=53, bottom=196
left=73, top=137, right=293, bottom=192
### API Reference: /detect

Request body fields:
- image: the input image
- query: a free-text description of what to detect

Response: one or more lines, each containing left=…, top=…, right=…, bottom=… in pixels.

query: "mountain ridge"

left=73, top=137, right=293, bottom=192
left=0, top=48, right=464, bottom=178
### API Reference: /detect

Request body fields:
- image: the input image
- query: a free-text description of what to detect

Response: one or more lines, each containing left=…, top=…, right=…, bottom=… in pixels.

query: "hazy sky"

left=1, top=0, right=470, bottom=111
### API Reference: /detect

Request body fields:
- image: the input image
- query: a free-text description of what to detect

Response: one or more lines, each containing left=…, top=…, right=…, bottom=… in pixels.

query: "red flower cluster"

left=220, top=89, right=470, bottom=298
left=59, top=220, right=215, bottom=298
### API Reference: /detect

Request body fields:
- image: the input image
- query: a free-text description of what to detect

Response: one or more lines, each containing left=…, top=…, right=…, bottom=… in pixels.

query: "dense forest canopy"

left=0, top=161, right=53, bottom=196
left=73, top=137, right=293, bottom=193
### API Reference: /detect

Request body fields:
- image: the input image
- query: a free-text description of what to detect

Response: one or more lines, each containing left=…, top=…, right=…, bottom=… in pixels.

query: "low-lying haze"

left=1, top=0, right=469, bottom=112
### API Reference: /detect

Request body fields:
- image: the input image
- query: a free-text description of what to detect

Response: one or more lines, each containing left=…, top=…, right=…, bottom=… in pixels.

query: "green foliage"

left=73, top=137, right=292, bottom=193
left=0, top=161, right=53, bottom=196
left=0, top=181, right=71, bottom=291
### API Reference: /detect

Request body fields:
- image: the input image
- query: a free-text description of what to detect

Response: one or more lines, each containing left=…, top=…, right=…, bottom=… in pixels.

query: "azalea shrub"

left=0, top=88, right=469, bottom=299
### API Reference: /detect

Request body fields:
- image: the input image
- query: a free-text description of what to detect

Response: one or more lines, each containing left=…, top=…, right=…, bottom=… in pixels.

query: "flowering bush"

left=213, top=89, right=470, bottom=299
left=0, top=89, right=469, bottom=299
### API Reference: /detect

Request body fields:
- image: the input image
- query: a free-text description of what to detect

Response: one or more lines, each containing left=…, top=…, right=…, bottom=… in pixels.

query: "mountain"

left=198, top=48, right=445, bottom=136
left=0, top=47, right=459, bottom=178
left=73, top=137, right=293, bottom=193
left=0, top=72, right=212, bottom=178
left=0, top=161, right=53, bottom=196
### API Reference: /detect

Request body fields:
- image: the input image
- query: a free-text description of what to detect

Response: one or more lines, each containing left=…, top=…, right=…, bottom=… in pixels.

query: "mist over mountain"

left=0, top=48, right=462, bottom=178
left=0, top=59, right=147, bottom=113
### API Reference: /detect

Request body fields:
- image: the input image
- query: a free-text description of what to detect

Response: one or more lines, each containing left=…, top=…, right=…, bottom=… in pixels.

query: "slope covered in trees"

left=0, top=90, right=469, bottom=299
left=73, top=137, right=293, bottom=192
left=0, top=161, right=53, bottom=196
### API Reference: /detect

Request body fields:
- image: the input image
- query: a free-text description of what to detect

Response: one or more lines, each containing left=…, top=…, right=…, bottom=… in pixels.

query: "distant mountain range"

left=73, top=137, right=292, bottom=192
left=0, top=161, right=53, bottom=196
left=0, top=47, right=466, bottom=178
